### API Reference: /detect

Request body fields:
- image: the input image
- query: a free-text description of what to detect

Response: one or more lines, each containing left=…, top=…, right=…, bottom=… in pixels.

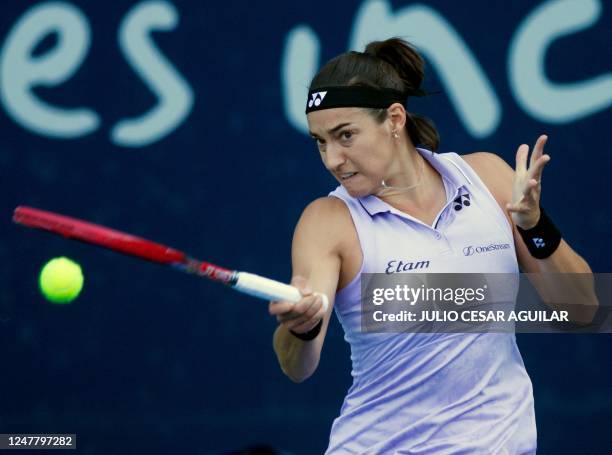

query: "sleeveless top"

left=325, top=148, right=536, bottom=454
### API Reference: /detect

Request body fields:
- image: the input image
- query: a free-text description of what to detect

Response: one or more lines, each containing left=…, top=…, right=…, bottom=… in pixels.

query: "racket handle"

left=233, top=272, right=329, bottom=312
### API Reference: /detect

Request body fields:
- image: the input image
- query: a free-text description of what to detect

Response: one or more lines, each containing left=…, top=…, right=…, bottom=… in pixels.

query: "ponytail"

left=407, top=113, right=440, bottom=152
left=364, top=38, right=424, bottom=93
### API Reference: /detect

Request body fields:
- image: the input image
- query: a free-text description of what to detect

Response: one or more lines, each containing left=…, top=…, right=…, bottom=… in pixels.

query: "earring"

left=392, top=130, right=399, bottom=139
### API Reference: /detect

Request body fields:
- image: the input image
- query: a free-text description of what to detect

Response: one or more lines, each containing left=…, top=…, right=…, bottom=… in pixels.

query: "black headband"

left=305, top=85, right=426, bottom=114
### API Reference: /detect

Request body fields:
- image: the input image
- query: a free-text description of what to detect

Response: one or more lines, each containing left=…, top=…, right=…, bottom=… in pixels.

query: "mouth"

left=340, top=172, right=358, bottom=181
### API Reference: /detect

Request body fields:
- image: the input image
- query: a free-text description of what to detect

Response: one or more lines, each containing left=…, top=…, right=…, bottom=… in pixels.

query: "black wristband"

left=290, top=319, right=323, bottom=341
left=516, top=207, right=562, bottom=259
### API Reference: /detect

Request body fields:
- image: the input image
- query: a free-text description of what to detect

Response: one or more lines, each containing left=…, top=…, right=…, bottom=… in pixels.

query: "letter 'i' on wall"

left=281, top=25, right=321, bottom=134
left=0, top=1, right=194, bottom=148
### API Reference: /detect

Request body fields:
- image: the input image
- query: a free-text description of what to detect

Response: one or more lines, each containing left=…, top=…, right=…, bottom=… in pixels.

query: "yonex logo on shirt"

left=532, top=237, right=545, bottom=248
left=453, top=193, right=471, bottom=211
left=308, top=91, right=327, bottom=108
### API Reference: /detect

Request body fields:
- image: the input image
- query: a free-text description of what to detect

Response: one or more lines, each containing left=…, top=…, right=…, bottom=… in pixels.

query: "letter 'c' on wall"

left=509, top=0, right=612, bottom=123
left=0, top=2, right=100, bottom=138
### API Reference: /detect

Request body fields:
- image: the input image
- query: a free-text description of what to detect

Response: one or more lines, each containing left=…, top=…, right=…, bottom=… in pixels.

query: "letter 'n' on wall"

left=281, top=0, right=502, bottom=139
left=349, top=0, right=501, bottom=139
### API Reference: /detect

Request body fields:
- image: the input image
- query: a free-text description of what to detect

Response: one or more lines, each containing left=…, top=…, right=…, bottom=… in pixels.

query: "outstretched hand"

left=506, top=135, right=551, bottom=229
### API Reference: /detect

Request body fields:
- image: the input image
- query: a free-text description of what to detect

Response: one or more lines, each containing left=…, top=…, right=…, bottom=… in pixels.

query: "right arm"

left=269, top=197, right=348, bottom=383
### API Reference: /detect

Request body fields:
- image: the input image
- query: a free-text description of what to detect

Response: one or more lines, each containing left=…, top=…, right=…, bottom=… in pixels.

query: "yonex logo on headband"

left=308, top=91, right=327, bottom=108
left=305, top=86, right=411, bottom=114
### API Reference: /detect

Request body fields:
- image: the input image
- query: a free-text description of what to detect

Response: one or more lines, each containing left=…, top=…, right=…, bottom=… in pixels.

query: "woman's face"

left=307, top=107, right=394, bottom=198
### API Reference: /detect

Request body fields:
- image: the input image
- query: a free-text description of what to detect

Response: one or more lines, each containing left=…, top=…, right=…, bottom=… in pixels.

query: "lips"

left=340, top=172, right=358, bottom=180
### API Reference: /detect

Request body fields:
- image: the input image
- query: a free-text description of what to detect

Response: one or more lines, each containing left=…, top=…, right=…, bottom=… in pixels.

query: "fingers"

left=519, top=177, right=540, bottom=199
left=527, top=153, right=550, bottom=183
left=515, top=144, right=529, bottom=174
left=506, top=201, right=528, bottom=213
left=529, top=135, right=547, bottom=168
left=268, top=275, right=327, bottom=334
left=286, top=295, right=327, bottom=332
left=508, top=135, right=549, bottom=228
left=272, top=293, right=326, bottom=332
left=268, top=299, right=295, bottom=316
left=513, top=135, right=551, bottom=204
left=516, top=135, right=550, bottom=179
left=268, top=275, right=310, bottom=316
left=274, top=293, right=318, bottom=323
left=507, top=177, right=538, bottom=209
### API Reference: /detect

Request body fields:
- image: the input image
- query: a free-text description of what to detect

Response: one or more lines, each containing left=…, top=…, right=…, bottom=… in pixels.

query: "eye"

left=338, top=130, right=356, bottom=144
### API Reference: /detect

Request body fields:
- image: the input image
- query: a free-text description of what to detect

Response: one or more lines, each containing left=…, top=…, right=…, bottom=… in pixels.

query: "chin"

left=341, top=183, right=371, bottom=198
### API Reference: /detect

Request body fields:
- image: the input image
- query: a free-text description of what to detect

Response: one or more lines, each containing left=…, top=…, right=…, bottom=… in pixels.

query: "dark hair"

left=309, top=37, right=439, bottom=151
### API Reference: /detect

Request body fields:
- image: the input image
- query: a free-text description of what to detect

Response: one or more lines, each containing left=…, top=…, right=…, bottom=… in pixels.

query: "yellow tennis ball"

left=39, top=257, right=84, bottom=304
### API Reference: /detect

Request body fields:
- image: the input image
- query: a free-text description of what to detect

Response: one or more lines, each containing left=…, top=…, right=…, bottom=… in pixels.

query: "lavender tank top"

left=325, top=149, right=536, bottom=454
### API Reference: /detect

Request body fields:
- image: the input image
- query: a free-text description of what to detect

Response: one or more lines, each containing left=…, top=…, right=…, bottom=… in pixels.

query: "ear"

left=386, top=103, right=406, bottom=132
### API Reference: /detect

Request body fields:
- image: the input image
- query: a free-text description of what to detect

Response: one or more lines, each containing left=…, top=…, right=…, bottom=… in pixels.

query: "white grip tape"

left=234, top=272, right=329, bottom=312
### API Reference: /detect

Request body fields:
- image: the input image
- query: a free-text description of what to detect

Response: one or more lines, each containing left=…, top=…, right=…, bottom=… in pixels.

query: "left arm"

left=464, top=135, right=598, bottom=323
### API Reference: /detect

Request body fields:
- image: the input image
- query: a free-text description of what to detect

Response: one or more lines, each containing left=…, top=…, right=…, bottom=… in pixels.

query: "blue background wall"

left=1, top=0, right=610, bottom=453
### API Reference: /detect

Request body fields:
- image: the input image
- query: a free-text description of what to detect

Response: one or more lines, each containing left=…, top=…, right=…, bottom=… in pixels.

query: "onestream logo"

left=463, top=243, right=511, bottom=256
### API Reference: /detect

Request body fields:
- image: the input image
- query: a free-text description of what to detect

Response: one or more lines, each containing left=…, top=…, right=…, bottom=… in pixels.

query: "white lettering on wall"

left=282, top=0, right=610, bottom=138
left=282, top=0, right=500, bottom=138
left=281, top=25, right=320, bottom=134
left=0, top=2, right=99, bottom=138
left=112, top=1, right=194, bottom=147
left=0, top=0, right=193, bottom=148
left=509, top=0, right=612, bottom=123
left=1, top=1, right=608, bottom=145
left=349, top=0, right=500, bottom=138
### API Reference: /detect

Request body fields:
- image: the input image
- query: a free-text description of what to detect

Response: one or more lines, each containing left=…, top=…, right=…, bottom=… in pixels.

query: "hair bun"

left=364, top=38, right=424, bottom=93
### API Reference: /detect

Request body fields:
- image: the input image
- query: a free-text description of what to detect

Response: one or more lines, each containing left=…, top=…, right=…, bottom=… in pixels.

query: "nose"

left=324, top=143, right=346, bottom=171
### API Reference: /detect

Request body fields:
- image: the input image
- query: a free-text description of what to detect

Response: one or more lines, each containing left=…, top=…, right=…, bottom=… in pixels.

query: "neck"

left=376, top=145, right=431, bottom=201
left=376, top=146, right=441, bottom=210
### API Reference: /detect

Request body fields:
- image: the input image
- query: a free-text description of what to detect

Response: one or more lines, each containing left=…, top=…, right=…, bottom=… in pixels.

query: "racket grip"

left=233, top=272, right=329, bottom=312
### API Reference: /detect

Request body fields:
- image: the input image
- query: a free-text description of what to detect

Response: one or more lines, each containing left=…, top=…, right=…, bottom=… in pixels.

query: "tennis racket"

left=12, top=206, right=329, bottom=311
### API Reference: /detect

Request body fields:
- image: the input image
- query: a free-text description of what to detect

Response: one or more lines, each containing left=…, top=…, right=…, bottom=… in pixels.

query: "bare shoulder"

left=462, top=151, right=513, bottom=176
left=300, top=196, right=350, bottom=218
left=298, top=196, right=351, bottom=229
left=461, top=151, right=513, bottom=206
left=292, top=196, right=355, bottom=295
left=294, top=196, right=353, bottom=254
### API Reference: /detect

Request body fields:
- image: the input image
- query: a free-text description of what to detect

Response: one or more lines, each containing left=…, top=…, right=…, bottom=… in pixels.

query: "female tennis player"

left=269, top=38, right=595, bottom=454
